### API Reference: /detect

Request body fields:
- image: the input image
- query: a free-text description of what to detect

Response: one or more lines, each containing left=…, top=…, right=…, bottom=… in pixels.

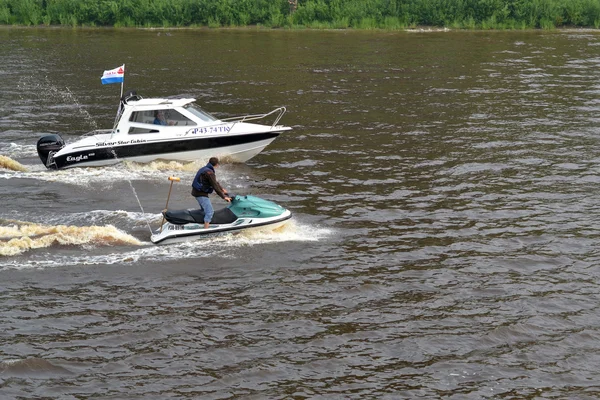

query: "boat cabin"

left=115, top=97, right=220, bottom=135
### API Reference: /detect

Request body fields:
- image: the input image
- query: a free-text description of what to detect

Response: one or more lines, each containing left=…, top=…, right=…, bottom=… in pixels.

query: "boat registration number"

left=188, top=126, right=231, bottom=135
left=169, top=224, right=201, bottom=230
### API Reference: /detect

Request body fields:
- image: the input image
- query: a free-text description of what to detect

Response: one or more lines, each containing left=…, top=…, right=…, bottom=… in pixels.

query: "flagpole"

left=113, top=64, right=125, bottom=132
left=120, top=64, right=125, bottom=98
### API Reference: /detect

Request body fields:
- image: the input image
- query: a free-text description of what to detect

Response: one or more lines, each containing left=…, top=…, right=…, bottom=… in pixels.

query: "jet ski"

left=151, top=195, right=292, bottom=245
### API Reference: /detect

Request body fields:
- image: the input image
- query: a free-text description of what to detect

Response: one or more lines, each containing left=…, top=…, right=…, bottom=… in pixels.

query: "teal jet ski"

left=151, top=195, right=292, bottom=245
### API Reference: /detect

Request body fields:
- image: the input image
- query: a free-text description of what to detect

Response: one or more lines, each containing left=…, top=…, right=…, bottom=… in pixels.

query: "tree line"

left=2, top=0, right=600, bottom=29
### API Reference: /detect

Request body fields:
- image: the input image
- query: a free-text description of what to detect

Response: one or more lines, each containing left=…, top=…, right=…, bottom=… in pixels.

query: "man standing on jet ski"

left=192, top=157, right=232, bottom=229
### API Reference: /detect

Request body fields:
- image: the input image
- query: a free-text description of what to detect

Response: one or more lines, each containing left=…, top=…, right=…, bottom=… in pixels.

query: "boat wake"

left=0, top=219, right=332, bottom=269
left=0, top=160, right=200, bottom=186
left=148, top=219, right=331, bottom=254
left=216, top=219, right=330, bottom=245
left=0, top=158, right=245, bottom=193
left=123, top=159, right=202, bottom=172
left=0, top=155, right=28, bottom=172
left=0, top=142, right=37, bottom=158
left=0, top=220, right=142, bottom=257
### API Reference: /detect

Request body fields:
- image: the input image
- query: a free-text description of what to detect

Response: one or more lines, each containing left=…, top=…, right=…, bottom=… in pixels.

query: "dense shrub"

left=2, top=0, right=600, bottom=28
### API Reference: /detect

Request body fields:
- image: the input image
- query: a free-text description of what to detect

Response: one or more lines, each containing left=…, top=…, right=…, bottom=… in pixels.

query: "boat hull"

left=150, top=210, right=292, bottom=245
left=49, top=131, right=282, bottom=169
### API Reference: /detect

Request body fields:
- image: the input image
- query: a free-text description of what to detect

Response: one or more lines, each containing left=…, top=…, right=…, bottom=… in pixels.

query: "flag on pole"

left=101, top=65, right=125, bottom=85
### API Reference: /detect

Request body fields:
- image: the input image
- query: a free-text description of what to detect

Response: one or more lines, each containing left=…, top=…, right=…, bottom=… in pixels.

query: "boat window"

left=129, top=110, right=156, bottom=124
left=129, top=110, right=196, bottom=126
left=184, top=103, right=218, bottom=122
left=166, top=110, right=196, bottom=126
left=129, top=127, right=160, bottom=134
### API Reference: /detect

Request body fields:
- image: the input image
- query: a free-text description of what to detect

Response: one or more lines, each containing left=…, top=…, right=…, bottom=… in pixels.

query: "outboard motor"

left=37, top=134, right=65, bottom=169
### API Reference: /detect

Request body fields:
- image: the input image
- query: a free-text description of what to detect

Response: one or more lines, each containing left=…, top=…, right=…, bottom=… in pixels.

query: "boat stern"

left=37, top=134, right=66, bottom=169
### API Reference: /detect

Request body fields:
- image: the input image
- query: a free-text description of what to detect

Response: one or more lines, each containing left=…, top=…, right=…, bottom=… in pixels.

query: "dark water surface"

left=2, top=27, right=600, bottom=398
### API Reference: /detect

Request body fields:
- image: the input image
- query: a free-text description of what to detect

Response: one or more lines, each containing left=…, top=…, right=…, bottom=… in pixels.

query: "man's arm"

left=206, top=172, right=227, bottom=199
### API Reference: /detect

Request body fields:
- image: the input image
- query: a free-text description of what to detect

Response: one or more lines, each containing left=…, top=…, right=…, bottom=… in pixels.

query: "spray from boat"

left=16, top=75, right=100, bottom=131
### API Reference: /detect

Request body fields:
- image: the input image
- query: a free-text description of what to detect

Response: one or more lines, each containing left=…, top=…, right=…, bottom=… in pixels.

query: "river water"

left=2, top=27, right=600, bottom=398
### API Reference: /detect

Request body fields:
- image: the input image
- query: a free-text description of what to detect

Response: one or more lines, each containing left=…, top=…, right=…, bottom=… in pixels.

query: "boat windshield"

left=184, top=103, right=218, bottom=122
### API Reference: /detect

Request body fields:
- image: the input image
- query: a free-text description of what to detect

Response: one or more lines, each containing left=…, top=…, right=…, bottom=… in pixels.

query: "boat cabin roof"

left=124, top=98, right=196, bottom=109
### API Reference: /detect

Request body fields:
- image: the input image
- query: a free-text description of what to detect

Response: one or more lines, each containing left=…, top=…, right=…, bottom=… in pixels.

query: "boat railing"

left=183, top=107, right=287, bottom=136
left=220, top=107, right=287, bottom=129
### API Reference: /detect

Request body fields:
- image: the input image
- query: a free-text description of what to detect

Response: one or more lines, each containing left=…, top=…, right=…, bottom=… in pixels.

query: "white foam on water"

left=0, top=240, right=219, bottom=270
left=0, top=161, right=250, bottom=199
left=0, top=160, right=200, bottom=186
left=0, top=152, right=248, bottom=191
left=0, top=143, right=38, bottom=158
left=34, top=209, right=162, bottom=227
left=212, top=219, right=333, bottom=247
left=2, top=359, right=25, bottom=366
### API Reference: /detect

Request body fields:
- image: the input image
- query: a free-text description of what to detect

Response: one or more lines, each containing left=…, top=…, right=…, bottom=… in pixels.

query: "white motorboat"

left=36, top=91, right=291, bottom=169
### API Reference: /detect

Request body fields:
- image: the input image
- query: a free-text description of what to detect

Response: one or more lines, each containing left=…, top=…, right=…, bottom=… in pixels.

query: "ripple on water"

left=3, top=30, right=600, bottom=399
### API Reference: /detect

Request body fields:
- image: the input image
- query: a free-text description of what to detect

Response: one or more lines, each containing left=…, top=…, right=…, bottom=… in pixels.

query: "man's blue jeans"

left=195, top=196, right=214, bottom=223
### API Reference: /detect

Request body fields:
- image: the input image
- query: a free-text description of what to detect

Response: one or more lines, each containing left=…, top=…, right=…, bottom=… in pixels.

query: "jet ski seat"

left=163, top=207, right=238, bottom=225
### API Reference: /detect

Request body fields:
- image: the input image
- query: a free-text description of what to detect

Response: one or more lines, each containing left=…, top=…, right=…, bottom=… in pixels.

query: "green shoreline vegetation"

left=2, top=0, right=600, bottom=30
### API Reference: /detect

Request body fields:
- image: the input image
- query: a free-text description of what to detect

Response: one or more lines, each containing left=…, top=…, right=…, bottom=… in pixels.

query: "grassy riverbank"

left=2, top=0, right=600, bottom=29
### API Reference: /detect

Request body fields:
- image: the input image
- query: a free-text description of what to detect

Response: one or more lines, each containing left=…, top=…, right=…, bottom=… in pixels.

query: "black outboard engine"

left=37, top=134, right=65, bottom=169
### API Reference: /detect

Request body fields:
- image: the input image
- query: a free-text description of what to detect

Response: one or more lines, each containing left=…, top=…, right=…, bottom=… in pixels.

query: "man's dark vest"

left=192, top=163, right=214, bottom=194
